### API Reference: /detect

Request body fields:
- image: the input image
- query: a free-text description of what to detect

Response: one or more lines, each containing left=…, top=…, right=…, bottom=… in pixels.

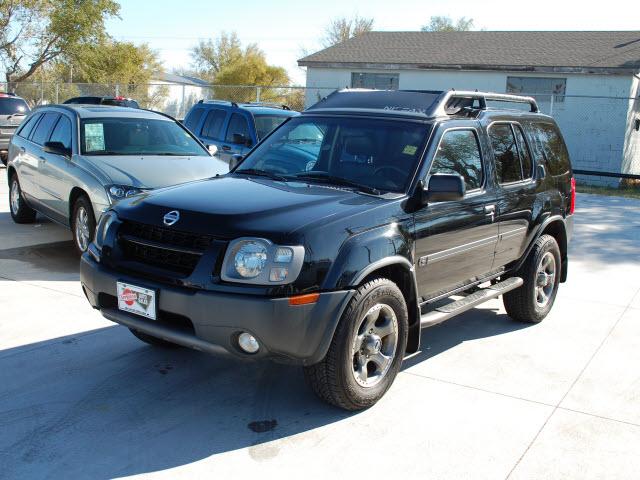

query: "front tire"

left=9, top=173, right=36, bottom=224
left=303, top=278, right=408, bottom=410
left=71, top=195, right=96, bottom=256
left=503, top=234, right=561, bottom=323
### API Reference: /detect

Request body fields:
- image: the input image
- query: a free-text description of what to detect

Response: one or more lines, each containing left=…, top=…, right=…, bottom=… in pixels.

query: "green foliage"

left=421, top=16, right=474, bottom=32
left=0, top=0, right=120, bottom=82
left=191, top=32, right=290, bottom=89
left=323, top=15, right=374, bottom=47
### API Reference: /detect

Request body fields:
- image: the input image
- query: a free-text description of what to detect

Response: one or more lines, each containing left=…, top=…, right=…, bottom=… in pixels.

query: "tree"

left=421, top=16, right=474, bottom=32
left=190, top=32, right=246, bottom=81
left=322, top=15, right=374, bottom=47
left=0, top=0, right=120, bottom=84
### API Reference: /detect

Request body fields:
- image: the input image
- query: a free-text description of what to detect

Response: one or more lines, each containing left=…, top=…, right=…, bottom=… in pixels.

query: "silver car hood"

left=82, top=154, right=229, bottom=188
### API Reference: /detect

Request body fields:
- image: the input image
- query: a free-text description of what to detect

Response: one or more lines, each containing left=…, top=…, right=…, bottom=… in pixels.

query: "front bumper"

left=80, top=253, right=354, bottom=365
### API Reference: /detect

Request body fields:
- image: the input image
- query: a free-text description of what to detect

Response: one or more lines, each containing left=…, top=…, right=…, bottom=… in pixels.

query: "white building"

left=298, top=31, right=640, bottom=182
left=148, top=73, right=211, bottom=119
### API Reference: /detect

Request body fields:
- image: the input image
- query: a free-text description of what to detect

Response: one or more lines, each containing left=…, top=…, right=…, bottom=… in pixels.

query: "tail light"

left=569, top=177, right=576, bottom=215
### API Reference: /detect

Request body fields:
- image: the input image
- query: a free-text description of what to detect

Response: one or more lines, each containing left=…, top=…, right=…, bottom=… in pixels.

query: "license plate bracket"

left=117, top=282, right=157, bottom=320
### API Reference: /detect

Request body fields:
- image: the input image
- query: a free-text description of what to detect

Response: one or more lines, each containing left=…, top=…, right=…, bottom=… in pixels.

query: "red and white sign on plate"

left=117, top=282, right=157, bottom=320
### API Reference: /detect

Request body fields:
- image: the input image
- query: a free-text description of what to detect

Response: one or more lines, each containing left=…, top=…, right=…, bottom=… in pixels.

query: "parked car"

left=63, top=96, right=140, bottom=108
left=7, top=105, right=227, bottom=254
left=80, top=90, right=574, bottom=410
left=182, top=100, right=298, bottom=163
left=0, top=93, right=30, bottom=165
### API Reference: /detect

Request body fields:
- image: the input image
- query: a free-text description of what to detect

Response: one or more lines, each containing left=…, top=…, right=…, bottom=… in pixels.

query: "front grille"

left=118, top=220, right=214, bottom=276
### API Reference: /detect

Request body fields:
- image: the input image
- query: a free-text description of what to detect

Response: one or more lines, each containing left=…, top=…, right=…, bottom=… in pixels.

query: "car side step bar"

left=420, top=277, right=523, bottom=328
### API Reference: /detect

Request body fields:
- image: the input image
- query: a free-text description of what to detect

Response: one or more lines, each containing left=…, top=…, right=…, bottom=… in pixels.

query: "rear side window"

left=489, top=124, right=522, bottom=184
left=184, top=107, right=205, bottom=133
left=30, top=113, right=59, bottom=146
left=430, top=129, right=483, bottom=191
left=225, top=113, right=251, bottom=144
left=533, top=122, right=570, bottom=176
left=17, top=113, right=42, bottom=139
left=49, top=116, right=72, bottom=150
left=201, top=109, right=226, bottom=139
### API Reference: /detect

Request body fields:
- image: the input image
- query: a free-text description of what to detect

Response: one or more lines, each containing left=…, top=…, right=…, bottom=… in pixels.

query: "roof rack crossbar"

left=200, top=99, right=239, bottom=107
left=432, top=90, right=539, bottom=116
left=244, top=101, right=291, bottom=110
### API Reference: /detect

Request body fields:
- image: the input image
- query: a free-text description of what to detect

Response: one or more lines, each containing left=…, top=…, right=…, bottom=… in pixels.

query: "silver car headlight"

left=94, top=210, right=117, bottom=250
left=221, top=238, right=305, bottom=285
left=106, top=184, right=145, bottom=203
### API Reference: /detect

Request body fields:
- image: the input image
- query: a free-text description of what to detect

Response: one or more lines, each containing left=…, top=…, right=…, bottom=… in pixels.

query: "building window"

left=506, top=76, right=566, bottom=102
left=351, top=72, right=399, bottom=90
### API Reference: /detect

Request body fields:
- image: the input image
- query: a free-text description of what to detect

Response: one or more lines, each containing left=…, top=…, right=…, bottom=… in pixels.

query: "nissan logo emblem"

left=163, top=210, right=180, bottom=226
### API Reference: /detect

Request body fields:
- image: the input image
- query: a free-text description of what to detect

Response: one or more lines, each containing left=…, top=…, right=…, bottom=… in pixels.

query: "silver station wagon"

left=6, top=105, right=228, bottom=254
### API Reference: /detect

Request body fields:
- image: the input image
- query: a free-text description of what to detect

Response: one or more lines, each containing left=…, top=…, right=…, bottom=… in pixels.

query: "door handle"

left=222, top=145, right=231, bottom=151
left=485, top=204, right=496, bottom=221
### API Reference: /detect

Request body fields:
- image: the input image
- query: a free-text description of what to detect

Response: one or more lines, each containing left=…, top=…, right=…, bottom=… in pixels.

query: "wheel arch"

left=6, top=164, right=17, bottom=184
left=68, top=186, right=91, bottom=224
left=515, top=215, right=569, bottom=283
left=356, top=257, right=421, bottom=355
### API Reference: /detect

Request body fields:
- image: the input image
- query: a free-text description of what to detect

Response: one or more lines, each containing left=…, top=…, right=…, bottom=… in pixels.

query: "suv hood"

left=115, top=175, right=386, bottom=241
left=83, top=154, right=228, bottom=188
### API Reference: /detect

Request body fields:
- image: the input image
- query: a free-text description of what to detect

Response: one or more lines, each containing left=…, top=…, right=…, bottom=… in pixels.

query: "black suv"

left=80, top=90, right=574, bottom=410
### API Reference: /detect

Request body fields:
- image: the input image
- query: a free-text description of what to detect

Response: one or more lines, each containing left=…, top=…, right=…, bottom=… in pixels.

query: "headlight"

left=106, top=184, right=145, bottom=203
left=221, top=238, right=305, bottom=285
left=94, top=210, right=117, bottom=250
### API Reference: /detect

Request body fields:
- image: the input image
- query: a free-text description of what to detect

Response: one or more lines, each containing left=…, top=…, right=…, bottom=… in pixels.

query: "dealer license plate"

left=117, top=282, right=157, bottom=320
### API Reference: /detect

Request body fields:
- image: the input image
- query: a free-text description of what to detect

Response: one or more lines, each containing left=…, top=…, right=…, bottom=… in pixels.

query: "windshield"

left=253, top=114, right=292, bottom=140
left=0, top=98, right=30, bottom=115
left=236, top=116, right=430, bottom=193
left=80, top=117, right=208, bottom=156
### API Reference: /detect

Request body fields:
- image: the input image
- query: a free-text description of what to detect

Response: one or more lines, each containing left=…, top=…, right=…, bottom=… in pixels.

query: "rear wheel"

left=303, top=278, right=408, bottom=410
left=503, top=234, right=561, bottom=323
left=129, top=328, right=181, bottom=348
left=71, top=195, right=96, bottom=255
left=9, top=173, right=36, bottom=223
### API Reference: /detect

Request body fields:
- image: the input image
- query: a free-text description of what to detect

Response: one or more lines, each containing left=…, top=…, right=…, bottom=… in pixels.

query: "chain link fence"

left=2, top=82, right=638, bottom=188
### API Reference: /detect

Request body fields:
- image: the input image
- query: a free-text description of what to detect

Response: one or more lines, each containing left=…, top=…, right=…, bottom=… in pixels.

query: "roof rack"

left=198, top=99, right=239, bottom=107
left=306, top=89, right=539, bottom=118
left=433, top=90, right=539, bottom=116
left=243, top=102, right=291, bottom=110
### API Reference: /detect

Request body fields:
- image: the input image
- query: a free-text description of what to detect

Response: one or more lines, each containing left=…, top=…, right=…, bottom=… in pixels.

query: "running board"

left=420, top=277, right=523, bottom=328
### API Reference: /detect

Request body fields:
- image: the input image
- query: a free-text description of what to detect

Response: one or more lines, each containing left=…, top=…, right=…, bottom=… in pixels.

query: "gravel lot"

left=1, top=166, right=639, bottom=479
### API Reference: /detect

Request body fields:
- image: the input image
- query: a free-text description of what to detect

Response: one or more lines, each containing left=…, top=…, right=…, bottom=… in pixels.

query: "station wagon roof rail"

left=306, top=88, right=539, bottom=118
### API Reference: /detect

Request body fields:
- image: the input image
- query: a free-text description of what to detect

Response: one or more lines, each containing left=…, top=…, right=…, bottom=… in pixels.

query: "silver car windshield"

left=80, top=117, right=207, bottom=156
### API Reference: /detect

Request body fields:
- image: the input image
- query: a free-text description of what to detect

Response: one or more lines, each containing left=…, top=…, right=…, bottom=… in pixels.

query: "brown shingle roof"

left=298, top=31, right=640, bottom=73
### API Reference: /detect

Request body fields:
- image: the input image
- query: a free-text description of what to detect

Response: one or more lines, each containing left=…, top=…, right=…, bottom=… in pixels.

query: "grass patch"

left=577, top=184, right=640, bottom=199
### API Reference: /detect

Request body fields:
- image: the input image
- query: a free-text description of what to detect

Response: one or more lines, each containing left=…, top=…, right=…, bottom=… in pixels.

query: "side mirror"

left=425, top=174, right=465, bottom=203
left=207, top=144, right=218, bottom=156
left=229, top=154, right=244, bottom=171
left=43, top=141, right=71, bottom=158
left=232, top=133, right=247, bottom=145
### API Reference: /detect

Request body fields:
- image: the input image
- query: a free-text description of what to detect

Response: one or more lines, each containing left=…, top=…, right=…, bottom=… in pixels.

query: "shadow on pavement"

left=0, top=241, right=79, bottom=280
left=0, top=303, right=529, bottom=478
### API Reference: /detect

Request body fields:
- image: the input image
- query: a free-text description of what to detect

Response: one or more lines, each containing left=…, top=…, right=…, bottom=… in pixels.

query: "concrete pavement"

left=0, top=167, right=639, bottom=479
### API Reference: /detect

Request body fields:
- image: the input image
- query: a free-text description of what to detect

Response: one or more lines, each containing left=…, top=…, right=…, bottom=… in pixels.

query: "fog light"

left=238, top=332, right=260, bottom=353
left=269, top=267, right=288, bottom=282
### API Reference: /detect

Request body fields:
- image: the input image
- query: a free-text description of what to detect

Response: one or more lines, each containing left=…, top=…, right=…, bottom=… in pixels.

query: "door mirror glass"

left=43, top=141, right=71, bottom=158
left=426, top=173, right=465, bottom=203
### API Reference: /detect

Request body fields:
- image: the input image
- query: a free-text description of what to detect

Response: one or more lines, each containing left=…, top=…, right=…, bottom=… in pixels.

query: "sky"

left=106, top=0, right=640, bottom=85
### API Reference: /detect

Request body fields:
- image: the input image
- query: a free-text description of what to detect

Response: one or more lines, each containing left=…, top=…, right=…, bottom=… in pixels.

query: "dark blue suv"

left=183, top=100, right=298, bottom=163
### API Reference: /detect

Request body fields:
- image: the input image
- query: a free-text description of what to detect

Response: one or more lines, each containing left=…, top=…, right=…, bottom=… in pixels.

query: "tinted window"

left=49, top=116, right=72, bottom=150
left=17, top=113, right=42, bottom=139
left=490, top=124, right=522, bottom=184
left=513, top=125, right=532, bottom=179
left=430, top=129, right=483, bottom=191
left=225, top=113, right=250, bottom=143
left=31, top=113, right=60, bottom=146
left=80, top=117, right=207, bottom=156
left=184, top=107, right=205, bottom=133
left=253, top=114, right=290, bottom=140
left=201, top=109, right=226, bottom=139
left=533, top=123, right=570, bottom=176
left=0, top=97, right=30, bottom=115
left=236, top=116, right=429, bottom=193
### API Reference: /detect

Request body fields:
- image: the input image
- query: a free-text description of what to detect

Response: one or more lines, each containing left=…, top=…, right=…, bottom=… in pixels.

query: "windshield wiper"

left=235, top=168, right=289, bottom=182
left=293, top=172, right=381, bottom=195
